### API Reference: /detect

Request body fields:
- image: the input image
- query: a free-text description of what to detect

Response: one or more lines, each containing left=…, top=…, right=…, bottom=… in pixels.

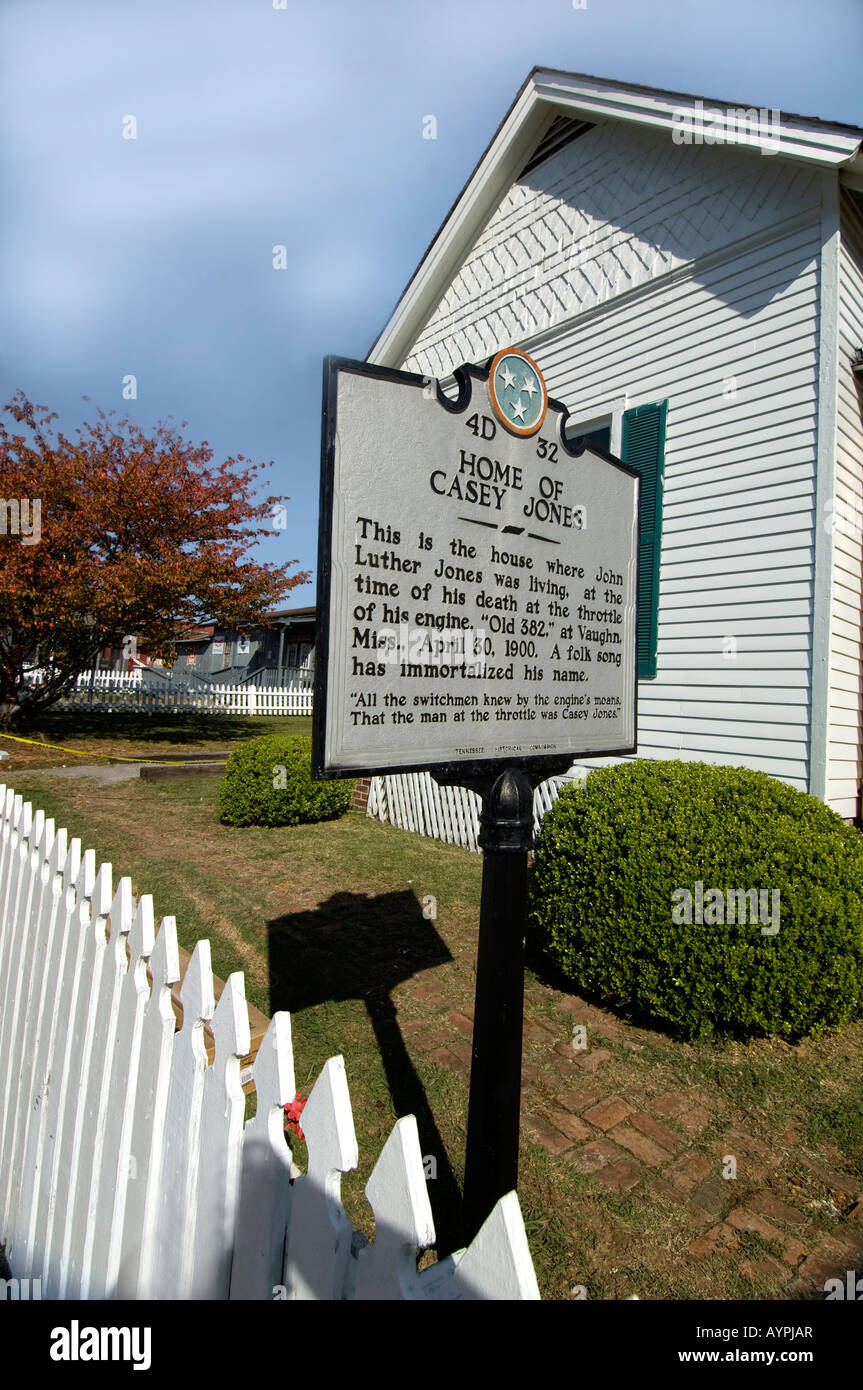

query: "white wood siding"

left=829, top=191, right=863, bottom=817
left=406, top=121, right=822, bottom=375
left=399, top=122, right=826, bottom=801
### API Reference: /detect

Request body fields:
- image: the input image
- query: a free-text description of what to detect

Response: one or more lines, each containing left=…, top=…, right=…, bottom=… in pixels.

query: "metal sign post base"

left=434, top=757, right=572, bottom=1240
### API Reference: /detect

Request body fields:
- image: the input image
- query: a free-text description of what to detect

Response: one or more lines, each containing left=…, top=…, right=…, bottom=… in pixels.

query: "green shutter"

left=621, top=401, right=666, bottom=680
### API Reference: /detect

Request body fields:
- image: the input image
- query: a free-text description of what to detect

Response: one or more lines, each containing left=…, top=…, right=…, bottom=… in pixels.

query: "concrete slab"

left=14, top=763, right=152, bottom=785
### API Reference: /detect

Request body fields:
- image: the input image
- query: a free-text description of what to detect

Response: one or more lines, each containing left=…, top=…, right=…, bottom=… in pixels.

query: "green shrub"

left=528, top=760, right=863, bottom=1041
left=218, top=734, right=354, bottom=827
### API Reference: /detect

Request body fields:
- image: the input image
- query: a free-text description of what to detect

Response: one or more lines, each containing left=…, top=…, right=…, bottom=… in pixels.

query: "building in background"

left=96, top=605, right=317, bottom=685
left=172, top=605, right=316, bottom=683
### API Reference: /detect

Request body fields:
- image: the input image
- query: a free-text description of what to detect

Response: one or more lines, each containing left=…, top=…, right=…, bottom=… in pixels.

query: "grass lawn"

left=5, top=715, right=863, bottom=1300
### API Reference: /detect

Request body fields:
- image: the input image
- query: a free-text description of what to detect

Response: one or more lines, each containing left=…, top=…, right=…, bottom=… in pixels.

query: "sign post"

left=461, top=764, right=534, bottom=1235
left=314, top=349, right=639, bottom=1238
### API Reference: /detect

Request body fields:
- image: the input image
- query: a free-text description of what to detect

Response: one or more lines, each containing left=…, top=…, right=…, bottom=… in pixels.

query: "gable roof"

left=368, top=67, right=863, bottom=370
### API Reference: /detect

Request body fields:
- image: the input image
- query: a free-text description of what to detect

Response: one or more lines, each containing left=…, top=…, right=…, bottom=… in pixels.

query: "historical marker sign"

left=313, top=353, right=639, bottom=780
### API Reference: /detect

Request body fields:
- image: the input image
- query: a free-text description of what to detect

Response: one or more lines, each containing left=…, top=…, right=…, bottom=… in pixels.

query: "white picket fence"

left=21, top=667, right=314, bottom=716
left=56, top=682, right=313, bottom=717
left=0, top=785, right=539, bottom=1300
left=78, top=670, right=144, bottom=690
left=24, top=669, right=145, bottom=692
left=367, top=771, right=566, bottom=853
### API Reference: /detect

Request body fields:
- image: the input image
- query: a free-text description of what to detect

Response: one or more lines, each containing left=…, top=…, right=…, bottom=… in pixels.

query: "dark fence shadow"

left=267, top=888, right=466, bottom=1254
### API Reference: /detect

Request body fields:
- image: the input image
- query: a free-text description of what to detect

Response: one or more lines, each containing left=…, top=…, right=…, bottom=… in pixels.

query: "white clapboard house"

left=367, top=69, right=863, bottom=820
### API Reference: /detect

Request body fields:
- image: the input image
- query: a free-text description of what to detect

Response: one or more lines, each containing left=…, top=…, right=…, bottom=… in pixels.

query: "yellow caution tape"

left=0, top=733, right=190, bottom=764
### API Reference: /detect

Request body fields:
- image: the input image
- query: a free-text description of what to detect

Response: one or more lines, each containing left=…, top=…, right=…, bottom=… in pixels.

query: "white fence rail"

left=367, top=771, right=566, bottom=853
left=0, top=785, right=539, bottom=1300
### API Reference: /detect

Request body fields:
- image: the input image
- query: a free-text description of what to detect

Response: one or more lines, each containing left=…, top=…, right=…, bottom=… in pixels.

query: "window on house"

left=566, top=422, right=611, bottom=454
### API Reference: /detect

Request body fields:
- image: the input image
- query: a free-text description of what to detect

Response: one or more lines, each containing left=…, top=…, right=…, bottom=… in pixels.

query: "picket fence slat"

left=191, top=971, right=250, bottom=1300
left=420, top=772, right=440, bottom=841
left=366, top=777, right=383, bottom=819
left=87, top=894, right=157, bottom=1300
left=353, top=1116, right=435, bottom=1301
left=0, top=798, right=32, bottom=1168
left=151, top=939, right=215, bottom=1299
left=115, top=913, right=181, bottom=1299
left=283, top=1055, right=358, bottom=1300
left=9, top=823, right=67, bottom=1271
left=52, top=861, right=114, bottom=1299
left=1, top=815, right=56, bottom=1263
left=41, top=852, right=105, bottom=1296
left=29, top=840, right=92, bottom=1284
left=0, top=804, right=41, bottom=1228
left=0, top=783, right=541, bottom=1300
left=66, top=877, right=135, bottom=1299
left=417, top=1191, right=541, bottom=1300
left=228, top=1012, right=296, bottom=1301
left=19, top=830, right=78, bottom=1279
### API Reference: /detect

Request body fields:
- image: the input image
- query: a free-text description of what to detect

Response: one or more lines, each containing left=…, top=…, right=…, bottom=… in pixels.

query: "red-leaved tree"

left=0, top=392, right=310, bottom=727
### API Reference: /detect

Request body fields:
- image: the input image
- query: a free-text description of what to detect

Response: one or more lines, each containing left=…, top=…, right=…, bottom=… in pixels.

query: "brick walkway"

left=397, top=973, right=863, bottom=1296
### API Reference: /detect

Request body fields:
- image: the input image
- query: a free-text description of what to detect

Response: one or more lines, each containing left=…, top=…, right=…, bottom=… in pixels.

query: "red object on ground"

left=284, top=1095, right=307, bottom=1141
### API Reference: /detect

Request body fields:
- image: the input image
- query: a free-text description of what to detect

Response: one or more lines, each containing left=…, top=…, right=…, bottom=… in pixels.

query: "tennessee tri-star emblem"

left=487, top=347, right=548, bottom=437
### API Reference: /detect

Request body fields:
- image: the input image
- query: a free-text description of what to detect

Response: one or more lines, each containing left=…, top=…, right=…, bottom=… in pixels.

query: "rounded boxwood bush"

left=528, top=760, right=863, bottom=1041
left=218, top=734, right=354, bottom=827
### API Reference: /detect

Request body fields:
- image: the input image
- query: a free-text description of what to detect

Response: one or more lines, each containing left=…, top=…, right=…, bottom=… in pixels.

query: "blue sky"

left=1, top=0, right=861, bottom=607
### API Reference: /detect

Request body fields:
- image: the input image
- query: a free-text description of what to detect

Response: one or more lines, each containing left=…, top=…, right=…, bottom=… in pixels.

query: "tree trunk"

left=0, top=701, right=23, bottom=732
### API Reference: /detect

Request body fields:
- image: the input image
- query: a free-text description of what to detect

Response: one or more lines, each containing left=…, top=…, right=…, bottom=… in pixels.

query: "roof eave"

left=531, top=68, right=863, bottom=164
left=368, top=68, right=863, bottom=371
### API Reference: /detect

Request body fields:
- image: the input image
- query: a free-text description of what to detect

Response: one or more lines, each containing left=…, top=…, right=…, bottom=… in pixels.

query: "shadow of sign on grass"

left=267, top=888, right=466, bottom=1254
